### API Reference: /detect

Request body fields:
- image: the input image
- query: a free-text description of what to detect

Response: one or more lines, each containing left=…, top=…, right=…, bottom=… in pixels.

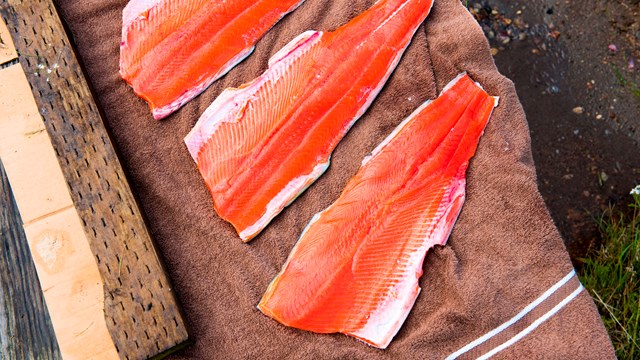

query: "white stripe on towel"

left=477, top=284, right=584, bottom=359
left=446, top=269, right=577, bottom=360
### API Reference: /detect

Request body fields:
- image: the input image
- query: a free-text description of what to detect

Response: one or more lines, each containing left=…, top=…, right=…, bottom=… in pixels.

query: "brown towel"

left=56, top=0, right=615, bottom=358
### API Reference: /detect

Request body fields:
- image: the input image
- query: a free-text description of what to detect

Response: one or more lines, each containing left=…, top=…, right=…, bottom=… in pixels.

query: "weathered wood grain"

left=0, top=63, right=122, bottom=359
left=0, top=1, right=189, bottom=358
left=0, top=15, right=58, bottom=360
left=0, top=161, right=62, bottom=360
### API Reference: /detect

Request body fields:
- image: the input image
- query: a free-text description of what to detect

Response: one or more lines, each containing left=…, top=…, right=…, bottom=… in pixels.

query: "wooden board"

left=0, top=161, right=62, bottom=360
left=0, top=13, right=62, bottom=360
left=0, top=1, right=189, bottom=359
left=0, top=11, right=16, bottom=64
left=0, top=64, right=120, bottom=359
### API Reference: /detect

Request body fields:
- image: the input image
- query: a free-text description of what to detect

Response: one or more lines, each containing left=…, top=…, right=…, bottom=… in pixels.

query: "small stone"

left=599, top=171, right=609, bottom=183
left=572, top=106, right=584, bottom=114
left=491, top=47, right=499, bottom=56
left=516, top=10, right=522, bottom=15
left=596, top=114, right=603, bottom=120
left=491, top=9, right=499, bottom=15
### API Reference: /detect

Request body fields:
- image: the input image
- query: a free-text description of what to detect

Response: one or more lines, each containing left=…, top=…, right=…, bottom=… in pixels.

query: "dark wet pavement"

left=467, top=0, right=640, bottom=262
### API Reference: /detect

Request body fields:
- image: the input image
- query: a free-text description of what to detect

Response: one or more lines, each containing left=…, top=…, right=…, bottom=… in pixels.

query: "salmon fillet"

left=258, top=74, right=498, bottom=348
left=119, top=0, right=304, bottom=119
left=184, top=0, right=435, bottom=241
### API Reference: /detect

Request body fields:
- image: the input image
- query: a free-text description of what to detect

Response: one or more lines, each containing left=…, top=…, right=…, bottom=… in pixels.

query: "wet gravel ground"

left=466, top=0, right=640, bottom=263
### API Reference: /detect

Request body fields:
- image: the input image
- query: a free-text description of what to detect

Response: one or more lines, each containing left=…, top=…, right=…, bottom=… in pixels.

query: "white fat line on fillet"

left=362, top=99, right=432, bottom=166
left=122, top=0, right=163, bottom=30
left=477, top=284, right=584, bottom=360
left=238, top=160, right=329, bottom=241
left=154, top=45, right=256, bottom=120
left=184, top=31, right=323, bottom=158
left=372, top=0, right=435, bottom=35
left=446, top=269, right=577, bottom=360
left=373, top=0, right=412, bottom=33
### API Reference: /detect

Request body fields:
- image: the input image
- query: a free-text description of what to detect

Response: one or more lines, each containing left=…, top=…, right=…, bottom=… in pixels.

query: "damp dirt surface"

left=466, top=0, right=640, bottom=264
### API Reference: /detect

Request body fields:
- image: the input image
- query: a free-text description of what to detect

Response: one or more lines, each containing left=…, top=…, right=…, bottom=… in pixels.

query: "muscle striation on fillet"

left=258, top=74, right=498, bottom=348
left=184, top=0, right=436, bottom=241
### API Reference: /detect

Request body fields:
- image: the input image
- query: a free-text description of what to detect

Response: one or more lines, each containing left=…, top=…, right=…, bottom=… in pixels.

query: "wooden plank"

left=0, top=63, right=120, bottom=359
left=0, top=65, right=74, bottom=225
left=0, top=15, right=59, bottom=360
left=0, top=1, right=189, bottom=358
left=23, top=207, right=121, bottom=359
left=0, top=14, right=16, bottom=64
left=0, top=161, right=62, bottom=360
